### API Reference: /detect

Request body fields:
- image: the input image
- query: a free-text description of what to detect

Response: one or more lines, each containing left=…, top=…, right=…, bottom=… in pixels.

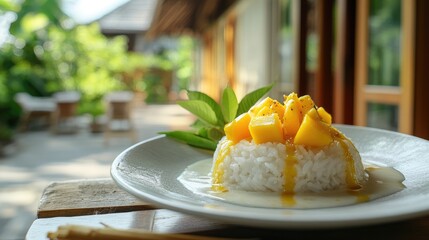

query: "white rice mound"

left=212, top=137, right=367, bottom=193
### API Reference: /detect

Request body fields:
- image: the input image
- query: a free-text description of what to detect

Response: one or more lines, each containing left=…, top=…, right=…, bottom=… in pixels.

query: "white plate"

left=111, top=125, right=429, bottom=229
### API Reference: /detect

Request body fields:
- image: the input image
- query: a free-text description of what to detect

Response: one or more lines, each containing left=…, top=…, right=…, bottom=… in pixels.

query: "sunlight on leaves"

left=21, top=13, right=48, bottom=32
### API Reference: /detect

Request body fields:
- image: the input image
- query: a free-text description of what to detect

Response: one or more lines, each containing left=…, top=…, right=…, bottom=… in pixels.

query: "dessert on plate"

left=212, top=93, right=367, bottom=194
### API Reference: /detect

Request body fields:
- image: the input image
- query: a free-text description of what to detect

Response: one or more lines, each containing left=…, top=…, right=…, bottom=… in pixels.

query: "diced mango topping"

left=255, top=99, right=285, bottom=118
left=256, top=106, right=273, bottom=117
left=284, top=92, right=300, bottom=105
left=224, top=113, right=252, bottom=144
left=249, top=97, right=275, bottom=116
left=270, top=100, right=285, bottom=120
left=294, top=108, right=333, bottom=147
left=283, top=99, right=301, bottom=137
left=317, top=107, right=332, bottom=125
left=224, top=92, right=335, bottom=147
left=299, top=95, right=315, bottom=115
left=249, top=114, right=284, bottom=144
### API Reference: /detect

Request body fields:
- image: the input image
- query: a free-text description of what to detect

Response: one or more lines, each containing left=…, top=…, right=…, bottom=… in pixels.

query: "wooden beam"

left=292, top=0, right=309, bottom=96
left=334, top=0, right=356, bottom=124
left=314, top=0, right=334, bottom=113
left=194, top=0, right=219, bottom=32
left=354, top=0, right=369, bottom=127
left=414, top=0, right=429, bottom=139
left=225, top=14, right=236, bottom=87
left=363, top=86, right=401, bottom=104
left=399, top=0, right=415, bottom=134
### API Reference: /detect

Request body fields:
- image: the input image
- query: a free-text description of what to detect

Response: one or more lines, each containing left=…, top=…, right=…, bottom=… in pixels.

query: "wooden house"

left=147, top=0, right=429, bottom=139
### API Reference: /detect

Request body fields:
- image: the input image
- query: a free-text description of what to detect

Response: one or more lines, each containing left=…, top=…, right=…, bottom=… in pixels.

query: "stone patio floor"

left=0, top=104, right=194, bottom=240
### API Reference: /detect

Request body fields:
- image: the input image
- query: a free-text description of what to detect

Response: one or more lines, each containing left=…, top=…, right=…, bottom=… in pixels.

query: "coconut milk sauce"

left=178, top=159, right=405, bottom=209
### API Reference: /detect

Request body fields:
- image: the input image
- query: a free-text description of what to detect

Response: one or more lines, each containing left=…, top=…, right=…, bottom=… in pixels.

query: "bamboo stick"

left=47, top=224, right=251, bottom=240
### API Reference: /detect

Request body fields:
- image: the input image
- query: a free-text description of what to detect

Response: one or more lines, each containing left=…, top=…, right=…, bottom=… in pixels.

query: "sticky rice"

left=213, top=136, right=367, bottom=193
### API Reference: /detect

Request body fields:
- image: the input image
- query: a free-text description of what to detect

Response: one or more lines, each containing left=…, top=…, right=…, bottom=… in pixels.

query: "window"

left=355, top=0, right=414, bottom=134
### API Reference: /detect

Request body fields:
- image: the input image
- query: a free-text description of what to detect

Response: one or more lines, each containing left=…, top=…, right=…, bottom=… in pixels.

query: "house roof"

left=146, top=0, right=236, bottom=38
left=98, top=0, right=157, bottom=34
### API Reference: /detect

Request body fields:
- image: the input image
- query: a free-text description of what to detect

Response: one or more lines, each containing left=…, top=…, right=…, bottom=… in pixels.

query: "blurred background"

left=0, top=0, right=428, bottom=239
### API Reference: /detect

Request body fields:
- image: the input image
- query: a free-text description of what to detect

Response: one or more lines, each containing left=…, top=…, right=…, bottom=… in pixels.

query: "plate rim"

left=111, top=125, right=429, bottom=229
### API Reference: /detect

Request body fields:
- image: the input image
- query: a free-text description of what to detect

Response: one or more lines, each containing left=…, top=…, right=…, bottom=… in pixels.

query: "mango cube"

left=256, top=106, right=273, bottom=117
left=256, top=100, right=285, bottom=118
left=249, top=97, right=274, bottom=116
left=224, top=112, right=252, bottom=143
left=270, top=100, right=285, bottom=120
left=299, top=95, right=315, bottom=115
left=317, top=107, right=332, bottom=125
left=294, top=108, right=333, bottom=147
left=284, top=92, right=300, bottom=104
left=307, top=106, right=320, bottom=119
left=283, top=99, right=301, bottom=137
left=284, top=92, right=303, bottom=121
left=249, top=114, right=284, bottom=144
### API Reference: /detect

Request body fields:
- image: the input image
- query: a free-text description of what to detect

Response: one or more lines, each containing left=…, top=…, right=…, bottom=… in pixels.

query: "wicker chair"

left=103, top=91, right=137, bottom=145
left=14, top=93, right=56, bottom=131
left=50, top=91, right=81, bottom=134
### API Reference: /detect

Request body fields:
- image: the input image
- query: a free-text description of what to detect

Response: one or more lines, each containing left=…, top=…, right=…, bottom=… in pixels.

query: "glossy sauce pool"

left=178, top=159, right=405, bottom=209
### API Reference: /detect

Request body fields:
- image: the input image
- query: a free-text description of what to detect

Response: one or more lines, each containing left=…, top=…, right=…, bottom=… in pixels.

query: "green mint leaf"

left=160, top=131, right=217, bottom=150
left=221, top=86, right=238, bottom=123
left=177, top=100, right=218, bottom=126
left=207, top=127, right=224, bottom=141
left=197, top=127, right=209, bottom=138
left=190, top=119, right=209, bottom=129
left=236, top=83, right=274, bottom=116
left=187, top=90, right=224, bottom=126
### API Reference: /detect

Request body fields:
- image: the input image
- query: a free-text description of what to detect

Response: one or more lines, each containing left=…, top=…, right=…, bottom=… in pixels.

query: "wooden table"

left=26, top=179, right=429, bottom=239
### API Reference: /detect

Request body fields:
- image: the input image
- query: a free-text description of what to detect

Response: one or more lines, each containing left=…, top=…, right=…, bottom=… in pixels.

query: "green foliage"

left=161, top=84, right=273, bottom=150
left=0, top=0, right=148, bottom=133
left=0, top=0, right=18, bottom=12
left=0, top=122, right=13, bottom=142
left=8, top=0, right=64, bottom=36
left=173, top=37, right=195, bottom=90
left=78, top=95, right=105, bottom=117
left=368, top=0, right=401, bottom=86
left=0, top=0, right=64, bottom=131
left=41, top=23, right=129, bottom=114
left=0, top=0, right=196, bottom=139
left=141, top=36, right=195, bottom=103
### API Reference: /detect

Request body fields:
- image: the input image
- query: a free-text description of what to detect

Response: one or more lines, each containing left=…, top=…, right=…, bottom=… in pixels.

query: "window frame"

left=354, top=0, right=415, bottom=134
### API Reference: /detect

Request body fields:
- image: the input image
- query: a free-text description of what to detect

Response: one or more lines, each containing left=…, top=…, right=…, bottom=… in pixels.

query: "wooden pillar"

left=334, top=0, right=356, bottom=124
left=353, top=0, right=368, bottom=127
left=225, top=14, right=236, bottom=88
left=293, top=0, right=309, bottom=96
left=414, top=0, right=429, bottom=139
left=400, top=0, right=415, bottom=134
left=314, top=0, right=334, bottom=113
